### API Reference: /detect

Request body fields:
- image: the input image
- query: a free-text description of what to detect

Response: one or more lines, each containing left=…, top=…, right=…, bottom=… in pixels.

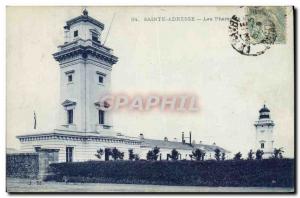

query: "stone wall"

left=6, top=149, right=59, bottom=179
left=6, top=153, right=39, bottom=178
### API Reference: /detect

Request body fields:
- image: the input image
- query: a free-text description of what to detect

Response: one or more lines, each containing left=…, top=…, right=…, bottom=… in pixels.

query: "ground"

left=6, top=178, right=294, bottom=193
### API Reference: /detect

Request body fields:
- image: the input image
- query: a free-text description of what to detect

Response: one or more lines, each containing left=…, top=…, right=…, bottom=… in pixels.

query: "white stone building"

left=16, top=10, right=229, bottom=162
left=254, top=104, right=275, bottom=158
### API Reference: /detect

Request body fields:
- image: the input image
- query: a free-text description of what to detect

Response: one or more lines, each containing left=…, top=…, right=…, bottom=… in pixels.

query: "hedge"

left=46, top=159, right=294, bottom=187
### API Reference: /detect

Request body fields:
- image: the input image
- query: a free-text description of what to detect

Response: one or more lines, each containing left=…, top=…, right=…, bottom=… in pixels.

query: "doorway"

left=66, top=147, right=74, bottom=162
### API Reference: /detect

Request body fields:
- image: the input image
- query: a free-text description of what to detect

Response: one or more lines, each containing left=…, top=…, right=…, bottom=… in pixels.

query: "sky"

left=6, top=6, right=294, bottom=157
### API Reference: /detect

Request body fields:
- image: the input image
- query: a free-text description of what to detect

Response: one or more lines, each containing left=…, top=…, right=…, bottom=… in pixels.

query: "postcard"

left=6, top=6, right=294, bottom=193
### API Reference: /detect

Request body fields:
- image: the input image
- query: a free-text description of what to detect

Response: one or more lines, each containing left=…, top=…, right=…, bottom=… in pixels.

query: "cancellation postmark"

left=229, top=7, right=286, bottom=56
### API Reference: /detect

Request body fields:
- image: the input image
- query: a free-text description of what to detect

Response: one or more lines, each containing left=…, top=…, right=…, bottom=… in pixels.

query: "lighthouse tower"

left=53, top=9, right=118, bottom=134
left=254, top=104, right=275, bottom=158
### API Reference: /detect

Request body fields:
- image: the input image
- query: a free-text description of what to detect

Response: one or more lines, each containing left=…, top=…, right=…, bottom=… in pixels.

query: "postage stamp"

left=246, top=6, right=287, bottom=44
left=229, top=6, right=286, bottom=56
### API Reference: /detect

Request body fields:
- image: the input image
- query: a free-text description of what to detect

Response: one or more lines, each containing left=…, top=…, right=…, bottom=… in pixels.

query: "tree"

left=221, top=152, right=226, bottom=160
left=146, top=146, right=160, bottom=161
left=273, top=148, right=284, bottom=159
left=191, top=148, right=205, bottom=161
left=111, top=147, right=124, bottom=160
left=247, top=149, right=254, bottom=160
left=214, top=148, right=221, bottom=161
left=95, top=148, right=104, bottom=159
left=169, top=149, right=180, bottom=161
left=233, top=152, right=242, bottom=160
left=128, top=149, right=140, bottom=161
left=255, top=149, right=264, bottom=160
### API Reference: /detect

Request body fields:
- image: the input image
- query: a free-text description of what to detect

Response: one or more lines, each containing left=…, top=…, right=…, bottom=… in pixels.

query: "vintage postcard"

left=6, top=6, right=294, bottom=193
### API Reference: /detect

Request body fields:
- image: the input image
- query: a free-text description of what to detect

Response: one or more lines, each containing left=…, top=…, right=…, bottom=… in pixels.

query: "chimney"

left=139, top=133, right=144, bottom=140
left=199, top=140, right=202, bottom=144
left=189, top=131, right=192, bottom=145
left=182, top=132, right=185, bottom=143
left=164, top=137, right=168, bottom=141
left=213, top=142, right=216, bottom=146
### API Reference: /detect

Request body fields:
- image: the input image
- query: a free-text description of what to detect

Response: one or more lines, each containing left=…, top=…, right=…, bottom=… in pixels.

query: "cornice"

left=53, top=44, right=118, bottom=65
left=17, top=133, right=141, bottom=145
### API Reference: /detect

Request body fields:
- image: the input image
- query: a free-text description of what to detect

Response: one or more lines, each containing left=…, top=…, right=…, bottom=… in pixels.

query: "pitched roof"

left=141, top=138, right=229, bottom=153
left=141, top=139, right=193, bottom=150
left=65, top=14, right=104, bottom=30
left=194, top=144, right=228, bottom=153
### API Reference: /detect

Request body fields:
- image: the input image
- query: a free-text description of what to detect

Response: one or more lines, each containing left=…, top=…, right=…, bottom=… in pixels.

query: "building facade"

left=254, top=104, right=275, bottom=158
left=16, top=10, right=229, bottom=162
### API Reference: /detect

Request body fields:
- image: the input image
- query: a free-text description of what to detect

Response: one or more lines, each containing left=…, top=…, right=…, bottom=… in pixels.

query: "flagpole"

left=34, top=111, right=37, bottom=130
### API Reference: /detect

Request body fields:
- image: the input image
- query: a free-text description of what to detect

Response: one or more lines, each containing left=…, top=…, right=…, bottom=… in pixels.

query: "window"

left=67, top=109, right=73, bottom=124
left=98, top=110, right=105, bottom=124
left=261, top=143, right=264, bottom=149
left=96, top=71, right=106, bottom=84
left=66, top=147, right=74, bottom=162
left=74, top=30, right=78, bottom=37
left=65, top=70, right=75, bottom=83
left=68, top=74, right=73, bottom=82
left=34, top=146, right=41, bottom=152
left=92, top=32, right=99, bottom=42
left=98, top=75, right=103, bottom=83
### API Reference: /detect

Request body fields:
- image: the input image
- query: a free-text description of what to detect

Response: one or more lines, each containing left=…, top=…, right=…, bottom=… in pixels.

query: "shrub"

left=111, top=147, right=124, bottom=160
left=191, top=148, right=205, bottom=161
left=214, top=148, right=221, bottom=161
left=146, top=146, right=160, bottom=161
left=256, top=149, right=264, bottom=160
left=221, top=152, right=226, bottom=161
left=128, top=149, right=139, bottom=161
left=273, top=148, right=284, bottom=159
left=233, top=152, right=242, bottom=160
left=247, top=149, right=254, bottom=160
left=168, top=149, right=180, bottom=161
left=95, top=148, right=104, bottom=159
